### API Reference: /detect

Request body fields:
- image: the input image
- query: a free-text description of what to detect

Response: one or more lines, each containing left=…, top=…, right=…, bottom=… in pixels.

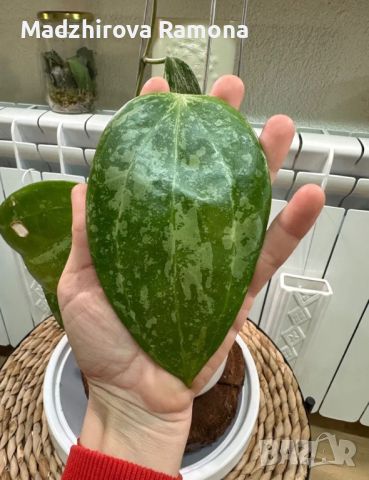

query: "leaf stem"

left=143, top=57, right=166, bottom=64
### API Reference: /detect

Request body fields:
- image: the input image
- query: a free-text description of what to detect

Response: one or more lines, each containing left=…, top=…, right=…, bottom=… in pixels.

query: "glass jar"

left=37, top=11, right=97, bottom=113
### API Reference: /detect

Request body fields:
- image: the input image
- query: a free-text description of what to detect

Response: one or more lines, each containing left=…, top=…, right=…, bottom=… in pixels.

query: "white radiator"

left=0, top=102, right=368, bottom=425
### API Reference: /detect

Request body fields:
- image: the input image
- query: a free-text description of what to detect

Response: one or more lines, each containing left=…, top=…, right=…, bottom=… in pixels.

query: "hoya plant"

left=0, top=21, right=271, bottom=384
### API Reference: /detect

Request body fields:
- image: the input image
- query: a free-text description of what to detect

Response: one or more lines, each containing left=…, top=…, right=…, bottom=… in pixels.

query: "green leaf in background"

left=164, top=57, right=202, bottom=95
left=0, top=181, right=76, bottom=326
left=67, top=56, right=93, bottom=91
left=77, top=47, right=97, bottom=80
left=87, top=93, right=271, bottom=386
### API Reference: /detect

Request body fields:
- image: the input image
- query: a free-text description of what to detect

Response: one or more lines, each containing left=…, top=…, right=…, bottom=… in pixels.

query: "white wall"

left=0, top=0, right=368, bottom=132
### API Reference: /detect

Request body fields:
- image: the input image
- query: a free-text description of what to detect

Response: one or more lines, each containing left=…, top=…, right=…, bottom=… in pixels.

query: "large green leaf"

left=0, top=181, right=76, bottom=325
left=77, top=47, right=97, bottom=80
left=67, top=56, right=93, bottom=91
left=87, top=93, right=271, bottom=385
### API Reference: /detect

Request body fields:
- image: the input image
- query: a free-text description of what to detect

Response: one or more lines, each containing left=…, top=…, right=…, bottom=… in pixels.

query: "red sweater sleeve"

left=62, top=445, right=181, bottom=480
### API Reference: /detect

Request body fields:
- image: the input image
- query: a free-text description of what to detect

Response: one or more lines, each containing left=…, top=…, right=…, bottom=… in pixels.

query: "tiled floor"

left=310, top=414, right=369, bottom=479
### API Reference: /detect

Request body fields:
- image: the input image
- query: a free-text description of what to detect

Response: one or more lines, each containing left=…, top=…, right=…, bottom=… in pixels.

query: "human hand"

left=57, top=75, right=325, bottom=475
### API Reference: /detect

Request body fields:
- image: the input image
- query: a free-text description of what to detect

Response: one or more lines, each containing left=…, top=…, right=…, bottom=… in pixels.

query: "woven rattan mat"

left=0, top=318, right=310, bottom=479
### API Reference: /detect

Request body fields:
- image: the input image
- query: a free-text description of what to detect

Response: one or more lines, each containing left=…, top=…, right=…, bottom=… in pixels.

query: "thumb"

left=64, top=183, right=93, bottom=274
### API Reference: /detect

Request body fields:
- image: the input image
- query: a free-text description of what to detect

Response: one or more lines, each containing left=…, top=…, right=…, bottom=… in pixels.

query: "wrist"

left=80, top=383, right=192, bottom=476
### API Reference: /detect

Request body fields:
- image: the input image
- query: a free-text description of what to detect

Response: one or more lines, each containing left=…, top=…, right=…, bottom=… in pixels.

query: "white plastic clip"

left=21, top=168, right=37, bottom=185
left=265, top=148, right=334, bottom=375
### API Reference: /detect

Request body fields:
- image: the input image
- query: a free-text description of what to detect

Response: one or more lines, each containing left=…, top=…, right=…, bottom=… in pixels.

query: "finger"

left=259, top=115, right=295, bottom=183
left=140, top=77, right=170, bottom=95
left=64, top=184, right=92, bottom=273
left=248, top=184, right=325, bottom=298
left=210, top=75, right=245, bottom=110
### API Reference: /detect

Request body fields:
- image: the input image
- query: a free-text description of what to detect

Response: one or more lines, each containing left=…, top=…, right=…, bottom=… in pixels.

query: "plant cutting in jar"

left=43, top=46, right=97, bottom=113
left=37, top=10, right=98, bottom=113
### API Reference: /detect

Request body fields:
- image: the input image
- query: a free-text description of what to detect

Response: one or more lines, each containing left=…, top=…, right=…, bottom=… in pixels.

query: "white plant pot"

left=197, top=355, right=228, bottom=396
left=43, top=335, right=260, bottom=480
